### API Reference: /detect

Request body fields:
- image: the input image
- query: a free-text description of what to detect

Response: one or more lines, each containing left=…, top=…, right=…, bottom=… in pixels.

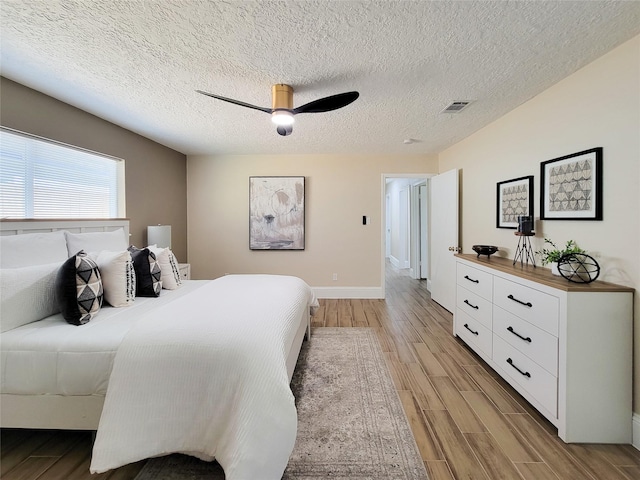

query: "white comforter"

left=90, top=274, right=317, bottom=479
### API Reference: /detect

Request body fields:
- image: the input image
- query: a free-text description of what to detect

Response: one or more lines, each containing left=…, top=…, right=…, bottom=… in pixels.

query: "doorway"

left=382, top=174, right=431, bottom=297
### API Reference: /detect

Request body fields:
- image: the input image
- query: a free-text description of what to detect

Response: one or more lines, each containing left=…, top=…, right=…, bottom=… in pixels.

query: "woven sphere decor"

left=558, top=253, right=601, bottom=283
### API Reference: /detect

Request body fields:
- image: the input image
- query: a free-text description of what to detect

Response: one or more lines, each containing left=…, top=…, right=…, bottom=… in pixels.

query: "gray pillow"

left=0, top=262, right=61, bottom=332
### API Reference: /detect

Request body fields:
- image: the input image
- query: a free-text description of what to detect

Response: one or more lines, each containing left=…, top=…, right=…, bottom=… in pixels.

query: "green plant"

left=536, top=238, right=585, bottom=266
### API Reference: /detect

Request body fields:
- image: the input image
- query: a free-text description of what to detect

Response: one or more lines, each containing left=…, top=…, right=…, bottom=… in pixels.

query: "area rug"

left=134, top=327, right=428, bottom=479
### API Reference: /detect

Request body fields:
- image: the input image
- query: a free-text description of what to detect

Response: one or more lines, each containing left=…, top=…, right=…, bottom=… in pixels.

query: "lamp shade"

left=147, top=225, right=171, bottom=248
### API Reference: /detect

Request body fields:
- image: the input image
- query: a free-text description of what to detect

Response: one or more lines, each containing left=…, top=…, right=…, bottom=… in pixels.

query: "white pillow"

left=147, top=245, right=182, bottom=290
left=0, top=262, right=62, bottom=332
left=90, top=251, right=136, bottom=307
left=65, top=229, right=128, bottom=257
left=0, top=231, right=68, bottom=268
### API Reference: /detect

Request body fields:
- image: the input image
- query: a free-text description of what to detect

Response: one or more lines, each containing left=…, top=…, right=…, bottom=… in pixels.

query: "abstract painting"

left=540, top=148, right=602, bottom=220
left=496, top=175, right=534, bottom=229
left=249, top=176, right=305, bottom=250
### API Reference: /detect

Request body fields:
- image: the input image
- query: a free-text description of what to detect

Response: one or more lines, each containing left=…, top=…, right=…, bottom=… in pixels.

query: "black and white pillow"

left=55, top=251, right=103, bottom=325
left=128, top=246, right=162, bottom=297
left=90, top=250, right=136, bottom=307
left=147, top=245, right=182, bottom=290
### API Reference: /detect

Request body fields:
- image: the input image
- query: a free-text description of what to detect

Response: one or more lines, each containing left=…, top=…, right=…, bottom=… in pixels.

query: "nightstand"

left=178, top=263, right=191, bottom=280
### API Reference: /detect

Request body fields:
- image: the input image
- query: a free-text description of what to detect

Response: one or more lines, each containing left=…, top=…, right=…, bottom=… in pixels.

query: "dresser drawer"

left=493, top=306, right=558, bottom=375
left=456, top=309, right=492, bottom=359
left=457, top=262, right=493, bottom=301
left=456, top=285, right=492, bottom=329
left=493, top=335, right=558, bottom=416
left=493, top=277, right=559, bottom=336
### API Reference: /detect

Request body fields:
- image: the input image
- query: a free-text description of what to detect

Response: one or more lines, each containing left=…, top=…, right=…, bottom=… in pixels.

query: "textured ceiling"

left=1, top=1, right=639, bottom=156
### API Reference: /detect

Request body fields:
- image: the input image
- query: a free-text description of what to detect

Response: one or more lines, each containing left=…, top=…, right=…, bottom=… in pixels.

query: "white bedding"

left=90, top=274, right=316, bottom=480
left=0, top=281, right=208, bottom=396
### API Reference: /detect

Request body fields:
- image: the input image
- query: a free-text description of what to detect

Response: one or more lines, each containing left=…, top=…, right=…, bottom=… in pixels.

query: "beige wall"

left=187, top=154, right=438, bottom=290
left=0, top=78, right=188, bottom=261
left=439, top=36, right=640, bottom=412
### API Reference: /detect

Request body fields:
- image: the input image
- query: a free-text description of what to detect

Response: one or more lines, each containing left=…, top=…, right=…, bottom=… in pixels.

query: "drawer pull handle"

left=507, top=294, right=532, bottom=308
left=464, top=275, right=479, bottom=284
left=464, top=324, right=479, bottom=336
left=507, top=358, right=531, bottom=378
left=507, top=326, right=532, bottom=343
left=464, top=299, right=479, bottom=310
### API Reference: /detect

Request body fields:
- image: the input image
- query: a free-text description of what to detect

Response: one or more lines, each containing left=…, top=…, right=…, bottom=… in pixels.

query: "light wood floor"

left=2, top=263, right=639, bottom=479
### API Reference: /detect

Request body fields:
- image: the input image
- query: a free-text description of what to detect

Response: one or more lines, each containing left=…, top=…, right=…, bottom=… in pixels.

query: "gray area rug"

left=134, top=327, right=428, bottom=479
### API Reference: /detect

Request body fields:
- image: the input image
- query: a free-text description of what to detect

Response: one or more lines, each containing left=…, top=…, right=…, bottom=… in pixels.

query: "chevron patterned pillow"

left=55, top=251, right=104, bottom=325
left=128, top=246, right=162, bottom=297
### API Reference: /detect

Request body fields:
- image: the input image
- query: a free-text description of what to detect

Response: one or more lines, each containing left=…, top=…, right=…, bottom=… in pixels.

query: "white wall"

left=439, top=35, right=640, bottom=413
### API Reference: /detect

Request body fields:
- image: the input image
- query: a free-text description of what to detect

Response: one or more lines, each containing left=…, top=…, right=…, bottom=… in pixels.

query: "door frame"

left=381, top=173, right=433, bottom=298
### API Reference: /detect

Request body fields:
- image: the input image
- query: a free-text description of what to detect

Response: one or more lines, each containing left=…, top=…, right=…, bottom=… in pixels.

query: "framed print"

left=249, top=176, right=305, bottom=250
left=496, top=175, right=534, bottom=229
left=540, top=147, right=602, bottom=220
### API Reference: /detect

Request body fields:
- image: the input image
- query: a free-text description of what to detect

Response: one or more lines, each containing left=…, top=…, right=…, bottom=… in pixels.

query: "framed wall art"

left=249, top=176, right=305, bottom=250
left=496, top=175, right=534, bottom=229
left=540, top=147, right=602, bottom=220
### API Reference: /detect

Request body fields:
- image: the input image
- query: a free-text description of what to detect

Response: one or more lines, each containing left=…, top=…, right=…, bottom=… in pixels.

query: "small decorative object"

left=512, top=231, right=536, bottom=267
left=535, top=238, right=586, bottom=276
left=497, top=176, right=534, bottom=229
left=472, top=245, right=498, bottom=258
left=517, top=215, right=534, bottom=234
left=557, top=253, right=600, bottom=283
left=540, top=147, right=603, bottom=220
left=249, top=176, right=305, bottom=250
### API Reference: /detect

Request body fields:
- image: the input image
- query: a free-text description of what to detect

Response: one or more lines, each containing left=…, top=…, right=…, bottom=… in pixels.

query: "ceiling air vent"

left=441, top=101, right=471, bottom=113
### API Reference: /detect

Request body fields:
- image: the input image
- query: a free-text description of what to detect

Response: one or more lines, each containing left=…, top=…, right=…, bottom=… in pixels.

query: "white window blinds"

left=0, top=128, right=125, bottom=219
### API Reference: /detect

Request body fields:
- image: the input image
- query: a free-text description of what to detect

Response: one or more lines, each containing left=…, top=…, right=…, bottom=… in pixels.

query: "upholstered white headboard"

left=0, top=219, right=130, bottom=238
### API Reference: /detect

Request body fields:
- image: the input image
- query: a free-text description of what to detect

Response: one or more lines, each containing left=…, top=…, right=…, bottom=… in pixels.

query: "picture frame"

left=496, top=175, right=534, bottom=229
left=540, top=147, right=602, bottom=220
left=249, top=176, right=305, bottom=250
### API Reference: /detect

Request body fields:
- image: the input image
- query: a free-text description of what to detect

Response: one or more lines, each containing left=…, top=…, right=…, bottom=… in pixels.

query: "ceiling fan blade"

left=196, top=90, right=272, bottom=114
left=292, top=91, right=359, bottom=114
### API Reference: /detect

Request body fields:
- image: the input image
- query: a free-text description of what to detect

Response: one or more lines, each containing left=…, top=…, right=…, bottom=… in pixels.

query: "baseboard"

left=633, top=413, right=640, bottom=450
left=389, top=255, right=400, bottom=268
left=312, top=286, right=384, bottom=299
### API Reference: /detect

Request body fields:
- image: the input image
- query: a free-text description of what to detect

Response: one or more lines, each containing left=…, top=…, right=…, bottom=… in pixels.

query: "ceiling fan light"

left=271, top=110, right=295, bottom=126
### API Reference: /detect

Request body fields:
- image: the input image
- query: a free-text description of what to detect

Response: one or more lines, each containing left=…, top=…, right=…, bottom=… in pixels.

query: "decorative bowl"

left=472, top=245, right=498, bottom=258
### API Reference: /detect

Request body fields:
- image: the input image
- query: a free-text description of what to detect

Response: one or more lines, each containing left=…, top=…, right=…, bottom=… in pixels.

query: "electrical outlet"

left=332, top=273, right=338, bottom=281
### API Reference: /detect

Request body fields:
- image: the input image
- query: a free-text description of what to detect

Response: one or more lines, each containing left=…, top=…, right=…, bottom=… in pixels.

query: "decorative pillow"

left=0, top=231, right=68, bottom=268
left=0, top=262, right=62, bottom=332
left=89, top=250, right=136, bottom=307
left=147, top=245, right=182, bottom=290
left=55, top=252, right=103, bottom=325
left=127, top=246, right=162, bottom=297
left=65, top=229, right=128, bottom=258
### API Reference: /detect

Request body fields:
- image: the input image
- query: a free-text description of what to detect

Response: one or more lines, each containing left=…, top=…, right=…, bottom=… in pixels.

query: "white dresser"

left=454, top=254, right=633, bottom=443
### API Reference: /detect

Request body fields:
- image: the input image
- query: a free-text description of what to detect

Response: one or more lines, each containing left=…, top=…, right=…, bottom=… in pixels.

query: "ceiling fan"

left=196, top=84, right=359, bottom=136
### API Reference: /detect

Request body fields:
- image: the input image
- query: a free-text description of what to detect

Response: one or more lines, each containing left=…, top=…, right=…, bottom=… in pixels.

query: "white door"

left=419, top=184, right=428, bottom=279
left=399, top=188, right=409, bottom=268
left=429, top=169, right=459, bottom=312
left=385, top=194, right=391, bottom=257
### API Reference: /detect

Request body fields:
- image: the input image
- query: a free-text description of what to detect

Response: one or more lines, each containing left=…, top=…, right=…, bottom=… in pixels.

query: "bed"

left=0, top=219, right=317, bottom=479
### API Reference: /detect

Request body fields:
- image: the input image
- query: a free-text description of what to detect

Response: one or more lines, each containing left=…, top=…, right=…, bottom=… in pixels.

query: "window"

left=0, top=128, right=125, bottom=219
